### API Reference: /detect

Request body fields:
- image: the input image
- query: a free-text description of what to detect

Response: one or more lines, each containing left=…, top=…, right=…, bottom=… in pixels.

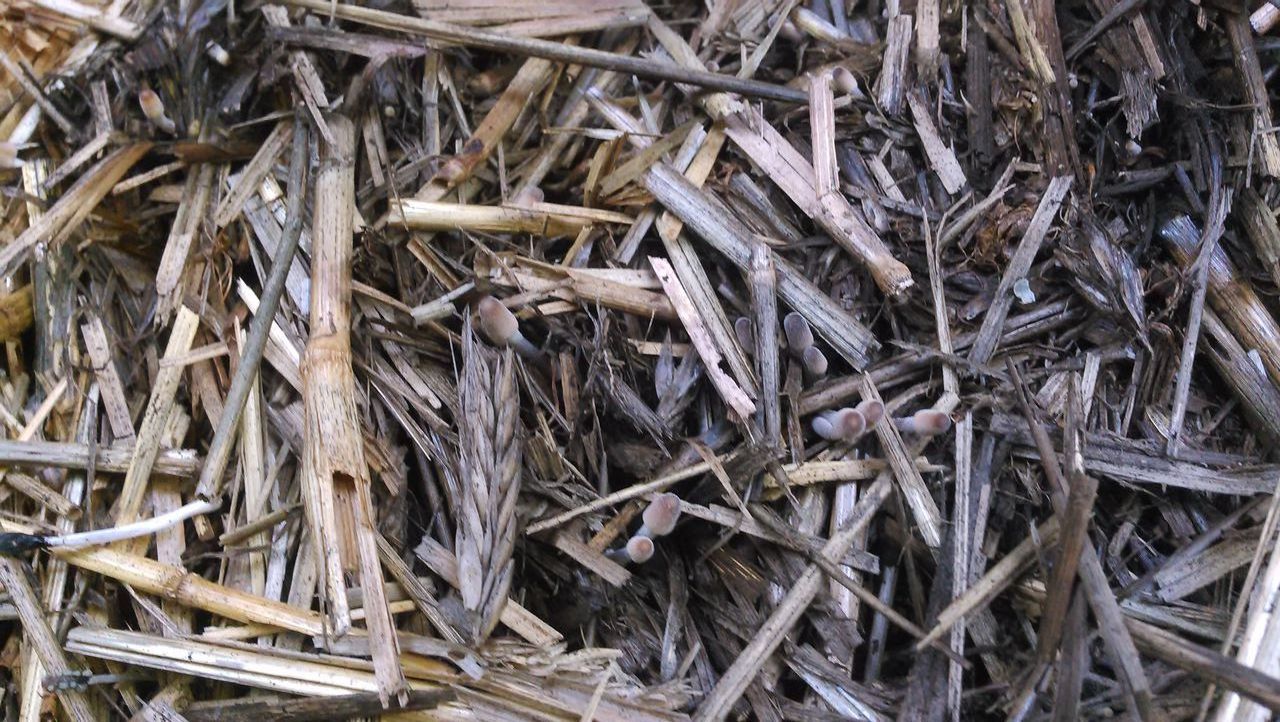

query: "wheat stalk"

left=456, top=315, right=521, bottom=643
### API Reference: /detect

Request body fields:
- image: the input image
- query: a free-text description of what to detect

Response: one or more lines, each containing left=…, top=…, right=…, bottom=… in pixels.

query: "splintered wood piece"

left=969, top=175, right=1072, bottom=365
left=863, top=378, right=943, bottom=551
left=875, top=15, right=912, bottom=116
left=906, top=90, right=967, bottom=194
left=588, top=91, right=879, bottom=367
left=155, top=163, right=215, bottom=319
left=651, top=256, right=756, bottom=420
left=0, top=143, right=151, bottom=279
left=114, top=305, right=200, bottom=549
left=301, top=112, right=407, bottom=703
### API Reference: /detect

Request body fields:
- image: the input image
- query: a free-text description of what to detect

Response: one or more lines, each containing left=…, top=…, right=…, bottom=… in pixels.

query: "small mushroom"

left=812, top=407, right=867, bottom=441
left=854, top=399, right=885, bottom=430
left=893, top=409, right=953, bottom=436
left=637, top=493, right=681, bottom=539
left=476, top=296, right=540, bottom=358
left=605, top=535, right=655, bottom=565
left=802, top=346, right=829, bottom=380
left=138, top=89, right=176, bottom=135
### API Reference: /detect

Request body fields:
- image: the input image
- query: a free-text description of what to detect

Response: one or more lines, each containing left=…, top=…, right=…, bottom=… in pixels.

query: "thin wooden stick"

left=1007, top=359, right=1155, bottom=721
left=195, top=117, right=308, bottom=502
left=281, top=0, right=807, bottom=103
left=968, top=176, right=1072, bottom=365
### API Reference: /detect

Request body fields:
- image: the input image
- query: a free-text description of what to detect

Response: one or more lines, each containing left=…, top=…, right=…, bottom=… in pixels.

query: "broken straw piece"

left=476, top=296, right=541, bottom=358
left=605, top=535, right=655, bottom=565
left=637, top=493, right=681, bottom=539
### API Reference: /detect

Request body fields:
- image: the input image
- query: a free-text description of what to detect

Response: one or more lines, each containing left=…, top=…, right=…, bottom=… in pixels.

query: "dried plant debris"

left=9, top=0, right=1280, bottom=719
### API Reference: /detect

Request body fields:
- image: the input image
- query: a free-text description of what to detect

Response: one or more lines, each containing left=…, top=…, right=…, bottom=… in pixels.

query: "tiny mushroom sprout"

left=138, top=88, right=176, bottom=134
left=638, top=493, right=681, bottom=539
left=893, top=409, right=953, bottom=436
left=812, top=407, right=867, bottom=441
left=476, top=296, right=540, bottom=358
left=854, top=399, right=885, bottom=429
left=606, top=535, right=655, bottom=565
left=783, top=311, right=828, bottom=381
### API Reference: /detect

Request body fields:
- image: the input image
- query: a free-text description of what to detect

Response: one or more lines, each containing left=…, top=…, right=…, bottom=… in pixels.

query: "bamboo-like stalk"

left=387, top=199, right=632, bottom=236
left=0, top=439, right=197, bottom=476
left=302, top=112, right=407, bottom=703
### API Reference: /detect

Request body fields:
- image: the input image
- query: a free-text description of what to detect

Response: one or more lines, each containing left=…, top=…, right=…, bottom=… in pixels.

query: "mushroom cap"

left=138, top=89, right=166, bottom=120
left=912, top=409, right=953, bottom=435
left=838, top=409, right=867, bottom=439
left=626, top=536, right=655, bottom=564
left=476, top=296, right=518, bottom=345
left=855, top=399, right=885, bottom=430
left=783, top=312, right=814, bottom=352
left=802, top=346, right=828, bottom=377
left=642, top=493, right=681, bottom=537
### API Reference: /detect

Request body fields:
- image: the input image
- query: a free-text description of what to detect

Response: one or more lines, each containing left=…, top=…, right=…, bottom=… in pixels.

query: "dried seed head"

left=802, top=346, right=828, bottom=379
left=783, top=312, right=813, bottom=353
left=477, top=296, right=519, bottom=345
left=640, top=493, right=681, bottom=538
left=896, top=409, right=953, bottom=436
left=854, top=399, right=885, bottom=430
left=733, top=317, right=754, bottom=350
left=625, top=535, right=655, bottom=564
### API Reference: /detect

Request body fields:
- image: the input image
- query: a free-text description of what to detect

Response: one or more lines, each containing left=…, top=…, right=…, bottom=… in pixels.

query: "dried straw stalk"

left=301, top=111, right=406, bottom=703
